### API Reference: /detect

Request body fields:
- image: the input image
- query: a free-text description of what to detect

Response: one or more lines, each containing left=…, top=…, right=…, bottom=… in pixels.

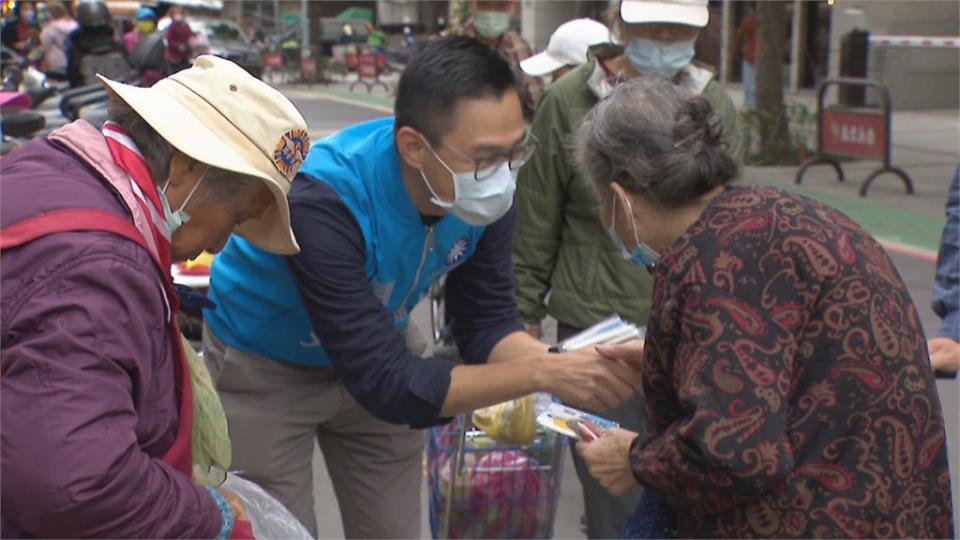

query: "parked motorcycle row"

left=0, top=31, right=166, bottom=155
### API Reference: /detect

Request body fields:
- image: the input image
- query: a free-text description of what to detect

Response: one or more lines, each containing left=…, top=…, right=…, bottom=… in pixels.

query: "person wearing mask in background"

left=733, top=4, right=757, bottom=110
left=1, top=55, right=311, bottom=540
left=39, top=1, right=77, bottom=79
left=574, top=75, right=954, bottom=539
left=930, top=165, right=960, bottom=376
left=65, top=0, right=129, bottom=88
left=124, top=6, right=156, bottom=53
left=123, top=5, right=164, bottom=86
left=202, top=36, right=643, bottom=539
left=520, top=18, right=611, bottom=85
left=1, top=1, right=39, bottom=57
left=512, top=1, right=744, bottom=537
left=448, top=0, right=542, bottom=119
left=165, top=5, right=194, bottom=72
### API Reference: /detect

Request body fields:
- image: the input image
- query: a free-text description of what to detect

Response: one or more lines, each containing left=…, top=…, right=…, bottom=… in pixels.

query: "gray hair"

left=575, top=76, right=737, bottom=207
left=106, top=94, right=261, bottom=203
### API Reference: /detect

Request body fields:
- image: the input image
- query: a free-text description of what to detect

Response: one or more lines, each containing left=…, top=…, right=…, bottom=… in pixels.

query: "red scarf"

left=100, top=121, right=194, bottom=478
left=101, top=121, right=173, bottom=270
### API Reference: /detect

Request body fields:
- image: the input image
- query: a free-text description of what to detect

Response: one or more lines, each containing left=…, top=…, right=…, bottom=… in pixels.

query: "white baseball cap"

left=520, top=18, right=611, bottom=77
left=620, top=0, right=709, bottom=28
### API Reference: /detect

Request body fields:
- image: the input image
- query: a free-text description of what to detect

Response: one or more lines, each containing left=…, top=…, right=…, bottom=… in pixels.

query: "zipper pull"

left=427, top=226, right=435, bottom=252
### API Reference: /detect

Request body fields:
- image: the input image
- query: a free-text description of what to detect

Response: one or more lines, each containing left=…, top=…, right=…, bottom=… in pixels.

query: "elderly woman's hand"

left=576, top=427, right=641, bottom=496
left=929, top=338, right=960, bottom=375
left=596, top=339, right=645, bottom=366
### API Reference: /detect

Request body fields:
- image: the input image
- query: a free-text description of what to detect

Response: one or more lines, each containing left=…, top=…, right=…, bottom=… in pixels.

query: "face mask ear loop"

left=609, top=191, right=618, bottom=233
left=177, top=166, right=208, bottom=213
left=418, top=134, right=458, bottom=206
left=620, top=190, right=642, bottom=249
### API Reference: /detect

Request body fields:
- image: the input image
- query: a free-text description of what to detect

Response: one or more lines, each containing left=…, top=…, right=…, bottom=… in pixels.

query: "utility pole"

left=720, top=0, right=732, bottom=84
left=300, top=0, right=310, bottom=57
left=272, top=0, right=281, bottom=34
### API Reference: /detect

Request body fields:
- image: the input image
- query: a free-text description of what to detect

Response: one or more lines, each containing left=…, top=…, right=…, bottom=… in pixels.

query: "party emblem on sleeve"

left=273, top=129, right=310, bottom=177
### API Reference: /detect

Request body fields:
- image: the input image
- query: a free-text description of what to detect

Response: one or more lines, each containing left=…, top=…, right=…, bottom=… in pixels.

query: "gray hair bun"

left=657, top=95, right=737, bottom=204
left=672, top=96, right=727, bottom=151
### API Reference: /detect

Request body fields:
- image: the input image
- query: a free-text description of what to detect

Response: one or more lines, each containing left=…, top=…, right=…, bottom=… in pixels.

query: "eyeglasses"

left=435, top=131, right=540, bottom=181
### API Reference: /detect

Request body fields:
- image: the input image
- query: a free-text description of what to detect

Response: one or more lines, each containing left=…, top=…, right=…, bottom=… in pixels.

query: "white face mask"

left=418, top=137, right=516, bottom=226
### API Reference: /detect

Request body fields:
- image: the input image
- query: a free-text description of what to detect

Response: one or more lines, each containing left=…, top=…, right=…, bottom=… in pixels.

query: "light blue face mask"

left=474, top=10, right=511, bottom=39
left=606, top=192, right=660, bottom=272
left=159, top=167, right=207, bottom=237
left=625, top=37, right=696, bottom=79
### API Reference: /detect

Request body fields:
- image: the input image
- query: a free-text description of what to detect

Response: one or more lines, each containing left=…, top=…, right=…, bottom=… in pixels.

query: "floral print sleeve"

left=632, top=187, right=954, bottom=538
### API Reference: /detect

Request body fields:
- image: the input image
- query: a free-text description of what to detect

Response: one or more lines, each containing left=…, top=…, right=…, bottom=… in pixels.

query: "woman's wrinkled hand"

left=595, top=339, right=645, bottom=366
left=218, top=488, right=248, bottom=523
left=576, top=427, right=641, bottom=496
left=929, top=337, right=960, bottom=375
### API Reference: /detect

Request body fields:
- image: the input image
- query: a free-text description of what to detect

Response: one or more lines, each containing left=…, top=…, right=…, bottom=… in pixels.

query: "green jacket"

left=513, top=58, right=744, bottom=329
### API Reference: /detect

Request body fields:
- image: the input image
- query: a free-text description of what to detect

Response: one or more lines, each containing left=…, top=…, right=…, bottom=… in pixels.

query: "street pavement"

left=279, top=84, right=959, bottom=538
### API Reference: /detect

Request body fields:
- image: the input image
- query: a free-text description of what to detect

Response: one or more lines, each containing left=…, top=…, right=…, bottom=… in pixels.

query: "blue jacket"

left=932, top=164, right=959, bottom=340
left=205, top=117, right=523, bottom=426
left=207, top=116, right=487, bottom=365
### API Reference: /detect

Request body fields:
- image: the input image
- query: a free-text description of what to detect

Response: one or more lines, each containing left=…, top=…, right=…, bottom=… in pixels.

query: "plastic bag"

left=221, top=473, right=313, bottom=540
left=436, top=447, right=547, bottom=538
left=472, top=394, right=536, bottom=446
left=180, top=335, right=230, bottom=487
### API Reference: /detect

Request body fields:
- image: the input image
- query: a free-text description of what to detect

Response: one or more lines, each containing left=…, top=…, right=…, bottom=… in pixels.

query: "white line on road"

left=283, top=88, right=394, bottom=114
left=879, top=238, right=938, bottom=262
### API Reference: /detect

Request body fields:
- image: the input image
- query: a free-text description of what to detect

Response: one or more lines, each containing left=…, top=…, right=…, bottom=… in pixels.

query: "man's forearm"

left=440, top=356, right=543, bottom=417
left=441, top=331, right=554, bottom=416
left=486, top=330, right=550, bottom=364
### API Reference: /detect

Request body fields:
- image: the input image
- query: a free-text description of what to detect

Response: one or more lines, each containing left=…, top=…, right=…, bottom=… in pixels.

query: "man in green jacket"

left=513, top=1, right=744, bottom=537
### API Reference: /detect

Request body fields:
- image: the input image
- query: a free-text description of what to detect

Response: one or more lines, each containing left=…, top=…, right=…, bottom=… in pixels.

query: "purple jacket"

left=0, top=121, right=221, bottom=538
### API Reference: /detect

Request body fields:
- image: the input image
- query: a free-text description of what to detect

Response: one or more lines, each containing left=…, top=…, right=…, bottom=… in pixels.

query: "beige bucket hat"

left=98, top=55, right=310, bottom=255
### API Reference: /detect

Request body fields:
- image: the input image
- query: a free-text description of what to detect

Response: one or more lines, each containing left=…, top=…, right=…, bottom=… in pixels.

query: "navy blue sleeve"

left=445, top=203, right=525, bottom=364
left=932, top=165, right=960, bottom=340
left=285, top=176, right=456, bottom=428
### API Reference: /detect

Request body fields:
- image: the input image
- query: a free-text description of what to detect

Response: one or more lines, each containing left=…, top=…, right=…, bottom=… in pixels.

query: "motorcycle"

left=1, top=47, right=59, bottom=108
left=1, top=91, right=46, bottom=156
left=59, top=32, right=167, bottom=125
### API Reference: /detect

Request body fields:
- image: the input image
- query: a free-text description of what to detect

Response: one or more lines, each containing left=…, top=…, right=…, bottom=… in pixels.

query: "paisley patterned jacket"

left=632, top=186, right=954, bottom=538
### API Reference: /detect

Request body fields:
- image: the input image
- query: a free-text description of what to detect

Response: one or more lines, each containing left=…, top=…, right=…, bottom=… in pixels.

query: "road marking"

left=878, top=238, right=938, bottom=262
left=309, top=129, right=336, bottom=140
left=283, top=88, right=394, bottom=114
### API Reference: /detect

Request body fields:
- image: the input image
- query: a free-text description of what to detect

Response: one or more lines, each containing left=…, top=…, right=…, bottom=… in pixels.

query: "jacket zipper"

left=396, top=225, right=434, bottom=319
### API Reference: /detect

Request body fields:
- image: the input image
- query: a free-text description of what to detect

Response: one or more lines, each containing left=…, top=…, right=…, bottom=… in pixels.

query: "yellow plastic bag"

left=472, top=395, right=536, bottom=446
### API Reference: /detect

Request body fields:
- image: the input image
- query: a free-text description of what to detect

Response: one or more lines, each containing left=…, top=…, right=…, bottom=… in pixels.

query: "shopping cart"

left=427, top=414, right=565, bottom=539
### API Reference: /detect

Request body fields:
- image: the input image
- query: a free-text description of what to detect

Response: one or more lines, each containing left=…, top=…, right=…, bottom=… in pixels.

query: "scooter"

left=60, top=33, right=167, bottom=123
left=1, top=47, right=59, bottom=108
left=1, top=91, right=46, bottom=156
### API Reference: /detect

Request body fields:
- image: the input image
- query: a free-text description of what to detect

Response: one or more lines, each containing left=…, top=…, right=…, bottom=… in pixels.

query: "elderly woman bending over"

left=575, top=76, right=954, bottom=539
left=1, top=56, right=309, bottom=538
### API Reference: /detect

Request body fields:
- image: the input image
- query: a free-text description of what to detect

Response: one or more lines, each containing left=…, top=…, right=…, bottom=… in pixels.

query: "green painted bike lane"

left=753, top=182, right=942, bottom=254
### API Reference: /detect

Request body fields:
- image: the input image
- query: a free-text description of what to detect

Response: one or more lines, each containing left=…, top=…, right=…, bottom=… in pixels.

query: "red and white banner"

left=869, top=35, right=960, bottom=48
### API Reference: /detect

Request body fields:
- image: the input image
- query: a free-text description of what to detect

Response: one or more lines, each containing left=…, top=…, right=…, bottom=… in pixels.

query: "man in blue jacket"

left=203, top=35, right=643, bottom=538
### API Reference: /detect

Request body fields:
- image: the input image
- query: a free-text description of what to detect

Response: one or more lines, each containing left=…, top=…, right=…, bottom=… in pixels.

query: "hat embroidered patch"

left=273, top=129, right=310, bottom=177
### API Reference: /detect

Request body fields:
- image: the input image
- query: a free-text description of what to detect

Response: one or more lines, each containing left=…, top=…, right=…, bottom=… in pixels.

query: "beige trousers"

left=203, top=325, right=426, bottom=539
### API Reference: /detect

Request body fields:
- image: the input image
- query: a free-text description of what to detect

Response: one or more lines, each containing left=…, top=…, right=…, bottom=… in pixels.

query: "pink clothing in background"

left=40, top=18, right=78, bottom=71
